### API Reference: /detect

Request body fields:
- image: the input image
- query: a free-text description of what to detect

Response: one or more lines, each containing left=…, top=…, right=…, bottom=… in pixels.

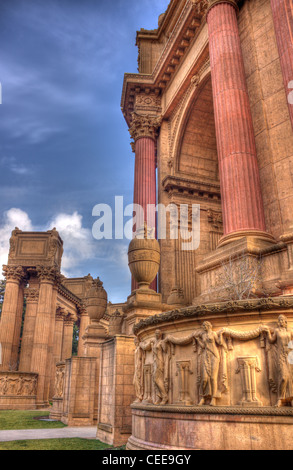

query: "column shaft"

left=46, top=286, right=58, bottom=402
left=207, top=2, right=267, bottom=238
left=10, top=281, right=25, bottom=368
left=19, top=289, right=39, bottom=372
left=30, top=269, right=58, bottom=407
left=62, top=317, right=74, bottom=360
left=133, top=137, right=157, bottom=291
left=53, top=313, right=64, bottom=364
left=78, top=313, right=90, bottom=357
left=134, top=137, right=157, bottom=230
left=0, top=266, right=25, bottom=371
left=271, top=0, right=293, bottom=130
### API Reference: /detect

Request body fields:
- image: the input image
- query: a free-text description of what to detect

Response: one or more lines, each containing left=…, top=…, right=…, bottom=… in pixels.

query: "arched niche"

left=175, top=75, right=219, bottom=183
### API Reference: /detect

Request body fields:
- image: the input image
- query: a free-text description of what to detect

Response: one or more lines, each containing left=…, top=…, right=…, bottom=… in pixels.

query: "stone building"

left=1, top=0, right=293, bottom=451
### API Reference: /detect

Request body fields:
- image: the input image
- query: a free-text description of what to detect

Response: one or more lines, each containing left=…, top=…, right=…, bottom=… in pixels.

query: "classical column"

left=30, top=266, right=60, bottom=407
left=78, top=307, right=90, bottom=357
left=61, top=313, right=76, bottom=361
left=53, top=308, right=65, bottom=363
left=206, top=0, right=272, bottom=245
left=270, top=0, right=293, bottom=130
left=46, top=284, right=58, bottom=402
left=0, top=265, right=26, bottom=371
left=129, top=113, right=161, bottom=291
left=10, top=278, right=27, bottom=368
left=19, top=287, right=39, bottom=372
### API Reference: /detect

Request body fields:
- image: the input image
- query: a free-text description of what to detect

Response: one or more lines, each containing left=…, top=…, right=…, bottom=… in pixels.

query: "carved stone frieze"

left=134, top=315, right=293, bottom=410
left=0, top=373, right=38, bottom=397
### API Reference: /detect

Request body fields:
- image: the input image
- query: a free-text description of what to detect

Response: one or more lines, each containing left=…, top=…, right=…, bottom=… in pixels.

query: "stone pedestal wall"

left=57, top=357, right=98, bottom=426
left=96, top=335, right=135, bottom=447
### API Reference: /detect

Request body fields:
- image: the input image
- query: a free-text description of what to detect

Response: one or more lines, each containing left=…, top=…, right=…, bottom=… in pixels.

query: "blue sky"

left=0, top=0, right=170, bottom=303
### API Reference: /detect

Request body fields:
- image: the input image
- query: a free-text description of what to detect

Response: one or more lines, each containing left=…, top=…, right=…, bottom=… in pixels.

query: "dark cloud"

left=0, top=0, right=169, bottom=302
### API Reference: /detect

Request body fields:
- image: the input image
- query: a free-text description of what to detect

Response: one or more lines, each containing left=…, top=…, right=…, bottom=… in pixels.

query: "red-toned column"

left=207, top=0, right=271, bottom=244
left=270, top=0, right=293, bottom=130
left=129, top=113, right=161, bottom=291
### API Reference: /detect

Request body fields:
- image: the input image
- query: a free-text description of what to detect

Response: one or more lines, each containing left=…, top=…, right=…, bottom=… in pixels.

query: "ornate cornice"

left=2, top=265, right=26, bottom=283
left=133, top=297, right=293, bottom=334
left=129, top=113, right=162, bottom=143
left=24, top=288, right=39, bottom=303
left=162, top=175, right=221, bottom=201
left=121, top=0, right=208, bottom=126
left=131, top=403, right=293, bottom=416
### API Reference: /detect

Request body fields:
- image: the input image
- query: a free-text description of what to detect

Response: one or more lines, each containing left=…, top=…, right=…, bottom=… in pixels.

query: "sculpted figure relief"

left=0, top=374, right=38, bottom=397
left=195, top=322, right=228, bottom=406
left=54, top=368, right=65, bottom=398
left=133, top=315, right=293, bottom=408
left=263, top=315, right=293, bottom=407
left=140, top=330, right=170, bottom=405
left=166, top=322, right=228, bottom=406
left=133, top=338, right=144, bottom=403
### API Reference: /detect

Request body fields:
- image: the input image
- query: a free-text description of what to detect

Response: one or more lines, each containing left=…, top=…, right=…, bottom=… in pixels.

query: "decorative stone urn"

left=128, top=224, right=160, bottom=290
left=85, top=278, right=107, bottom=323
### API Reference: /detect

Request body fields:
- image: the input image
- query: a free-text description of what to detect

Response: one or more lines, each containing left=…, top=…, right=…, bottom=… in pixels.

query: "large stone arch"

left=173, top=73, right=219, bottom=185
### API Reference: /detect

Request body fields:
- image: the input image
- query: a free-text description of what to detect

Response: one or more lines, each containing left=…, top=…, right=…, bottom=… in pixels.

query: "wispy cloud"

left=0, top=208, right=130, bottom=301
left=0, top=156, right=34, bottom=175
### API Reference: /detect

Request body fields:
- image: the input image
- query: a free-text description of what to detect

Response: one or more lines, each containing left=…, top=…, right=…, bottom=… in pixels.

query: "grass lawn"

left=0, top=439, right=125, bottom=451
left=0, top=411, right=66, bottom=430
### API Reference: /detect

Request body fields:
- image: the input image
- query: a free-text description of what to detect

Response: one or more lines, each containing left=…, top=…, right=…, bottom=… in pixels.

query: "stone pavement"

left=0, top=427, right=97, bottom=442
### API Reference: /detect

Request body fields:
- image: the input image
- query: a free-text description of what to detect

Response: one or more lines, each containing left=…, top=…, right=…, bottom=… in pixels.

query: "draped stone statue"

left=195, top=322, right=228, bottom=406
left=133, top=337, right=144, bottom=403
left=263, top=315, right=293, bottom=407
left=166, top=322, right=228, bottom=406
left=141, top=330, right=170, bottom=405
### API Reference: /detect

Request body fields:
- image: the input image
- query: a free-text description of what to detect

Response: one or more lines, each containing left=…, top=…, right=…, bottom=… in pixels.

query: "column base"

left=218, top=230, right=275, bottom=248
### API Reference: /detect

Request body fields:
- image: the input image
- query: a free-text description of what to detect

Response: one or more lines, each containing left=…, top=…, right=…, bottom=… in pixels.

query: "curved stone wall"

left=129, top=298, right=293, bottom=450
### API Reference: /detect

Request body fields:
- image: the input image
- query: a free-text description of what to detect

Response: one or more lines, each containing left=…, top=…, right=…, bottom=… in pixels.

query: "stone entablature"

left=8, top=228, right=63, bottom=269
left=162, top=175, right=221, bottom=201
left=121, top=0, right=209, bottom=126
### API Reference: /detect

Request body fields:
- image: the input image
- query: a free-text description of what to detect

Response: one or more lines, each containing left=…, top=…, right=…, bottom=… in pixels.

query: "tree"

left=209, top=252, right=264, bottom=301
left=72, top=324, right=79, bottom=356
left=0, top=280, right=5, bottom=319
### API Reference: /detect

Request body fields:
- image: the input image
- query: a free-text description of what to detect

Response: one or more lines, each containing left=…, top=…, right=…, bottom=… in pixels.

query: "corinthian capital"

left=36, top=265, right=62, bottom=284
left=2, top=265, right=26, bottom=282
left=25, top=288, right=39, bottom=303
left=190, top=0, right=238, bottom=14
left=129, top=113, right=162, bottom=143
